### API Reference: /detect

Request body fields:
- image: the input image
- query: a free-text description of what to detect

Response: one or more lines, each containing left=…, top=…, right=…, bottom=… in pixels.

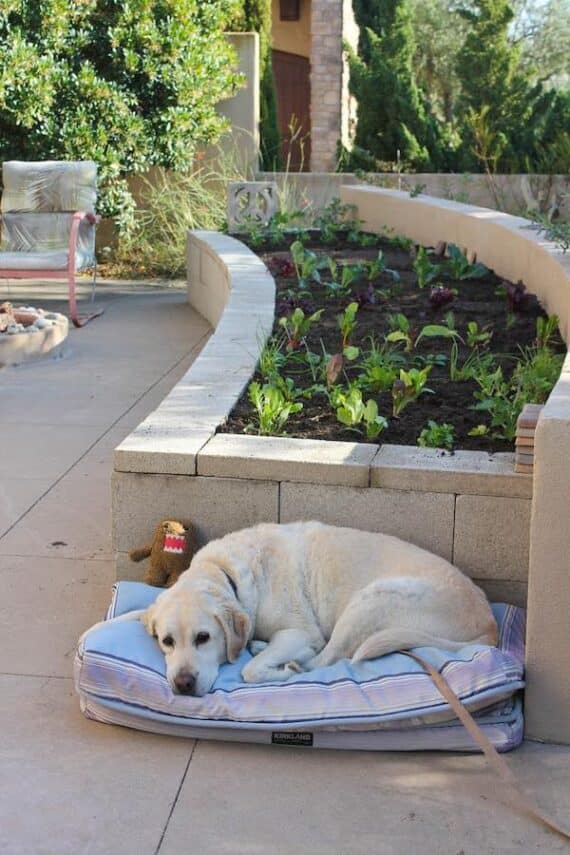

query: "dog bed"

left=75, top=582, right=525, bottom=752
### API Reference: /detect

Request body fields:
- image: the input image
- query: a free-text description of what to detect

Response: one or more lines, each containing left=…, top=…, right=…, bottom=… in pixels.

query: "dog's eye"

left=162, top=635, right=175, bottom=648
left=195, top=632, right=210, bottom=646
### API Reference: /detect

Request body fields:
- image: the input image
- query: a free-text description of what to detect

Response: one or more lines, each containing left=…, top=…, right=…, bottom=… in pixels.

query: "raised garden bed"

left=221, top=221, right=565, bottom=452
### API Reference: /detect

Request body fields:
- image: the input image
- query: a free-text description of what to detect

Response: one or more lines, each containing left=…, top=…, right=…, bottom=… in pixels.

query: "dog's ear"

left=216, top=602, right=250, bottom=662
left=141, top=603, right=158, bottom=638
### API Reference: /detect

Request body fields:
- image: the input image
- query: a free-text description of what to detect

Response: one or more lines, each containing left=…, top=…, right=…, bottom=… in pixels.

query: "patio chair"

left=0, top=160, right=102, bottom=327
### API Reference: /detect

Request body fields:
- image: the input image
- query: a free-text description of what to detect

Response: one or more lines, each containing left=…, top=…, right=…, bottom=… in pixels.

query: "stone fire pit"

left=0, top=302, right=69, bottom=368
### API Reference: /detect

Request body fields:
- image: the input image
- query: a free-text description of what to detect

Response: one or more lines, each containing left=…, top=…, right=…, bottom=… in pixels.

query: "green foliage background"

left=0, top=0, right=242, bottom=227
left=348, top=0, right=570, bottom=174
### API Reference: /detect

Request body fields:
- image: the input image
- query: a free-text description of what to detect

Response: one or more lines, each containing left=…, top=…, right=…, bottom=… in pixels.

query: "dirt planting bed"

left=221, top=231, right=565, bottom=452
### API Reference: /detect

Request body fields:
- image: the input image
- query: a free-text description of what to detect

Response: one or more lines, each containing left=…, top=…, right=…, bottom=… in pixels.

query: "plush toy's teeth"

left=163, top=534, right=186, bottom=554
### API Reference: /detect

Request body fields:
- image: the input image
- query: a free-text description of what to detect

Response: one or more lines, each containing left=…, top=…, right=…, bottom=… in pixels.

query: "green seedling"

left=414, top=324, right=462, bottom=348
left=247, top=382, right=302, bottom=436
left=466, top=321, right=493, bottom=348
left=418, top=420, right=455, bottom=450
left=413, top=245, right=439, bottom=289
left=366, top=250, right=400, bottom=284
left=258, top=337, right=287, bottom=381
left=536, top=314, right=559, bottom=350
left=325, top=258, right=361, bottom=296
left=385, top=313, right=415, bottom=352
left=290, top=240, right=324, bottom=291
left=337, top=302, right=359, bottom=348
left=333, top=385, right=388, bottom=439
left=444, top=244, right=489, bottom=280
left=391, top=367, right=433, bottom=417
left=279, top=307, right=324, bottom=351
left=449, top=342, right=496, bottom=382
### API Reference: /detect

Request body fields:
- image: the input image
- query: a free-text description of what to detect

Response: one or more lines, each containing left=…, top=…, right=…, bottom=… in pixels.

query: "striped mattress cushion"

left=75, top=582, right=525, bottom=748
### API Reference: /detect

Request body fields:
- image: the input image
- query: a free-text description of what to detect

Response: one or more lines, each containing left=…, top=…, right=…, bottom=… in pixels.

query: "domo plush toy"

left=129, top=520, right=196, bottom=587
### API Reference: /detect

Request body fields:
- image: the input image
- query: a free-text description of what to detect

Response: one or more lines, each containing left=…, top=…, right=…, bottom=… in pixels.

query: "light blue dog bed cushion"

left=75, top=582, right=525, bottom=752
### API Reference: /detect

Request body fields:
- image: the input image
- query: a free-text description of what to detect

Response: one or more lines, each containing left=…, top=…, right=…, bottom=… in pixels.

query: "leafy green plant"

left=444, top=244, right=489, bottom=281
left=314, top=199, right=361, bottom=243
left=337, top=302, right=359, bottom=348
left=290, top=241, right=324, bottom=291
left=449, top=342, right=496, bottom=382
left=325, top=259, right=361, bottom=296
left=357, top=339, right=404, bottom=393
left=258, top=337, right=287, bottom=382
left=366, top=250, right=400, bottom=283
left=466, top=321, right=493, bottom=348
left=279, top=307, right=324, bottom=351
left=536, top=315, right=559, bottom=350
left=333, top=386, right=388, bottom=439
left=386, top=313, right=460, bottom=352
left=391, top=367, right=433, bottom=417
left=413, top=246, right=439, bottom=289
left=247, top=382, right=302, bottom=435
left=418, top=420, right=455, bottom=450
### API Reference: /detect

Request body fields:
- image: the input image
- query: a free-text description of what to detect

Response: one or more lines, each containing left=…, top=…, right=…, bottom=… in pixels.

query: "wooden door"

left=272, top=50, right=311, bottom=171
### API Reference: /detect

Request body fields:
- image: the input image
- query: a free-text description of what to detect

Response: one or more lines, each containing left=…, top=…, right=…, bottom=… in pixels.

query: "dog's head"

left=141, top=577, right=250, bottom=697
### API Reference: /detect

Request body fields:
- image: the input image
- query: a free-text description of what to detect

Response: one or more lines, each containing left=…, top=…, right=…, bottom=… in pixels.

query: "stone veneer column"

left=310, top=0, right=353, bottom=172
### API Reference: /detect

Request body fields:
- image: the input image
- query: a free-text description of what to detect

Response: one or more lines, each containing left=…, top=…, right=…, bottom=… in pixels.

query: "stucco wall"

left=272, top=0, right=311, bottom=57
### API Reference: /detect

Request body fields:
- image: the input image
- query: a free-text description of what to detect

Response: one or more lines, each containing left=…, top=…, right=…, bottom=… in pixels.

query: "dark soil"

left=221, top=232, right=564, bottom=451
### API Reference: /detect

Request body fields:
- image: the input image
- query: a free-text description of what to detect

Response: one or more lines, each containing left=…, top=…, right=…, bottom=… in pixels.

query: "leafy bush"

left=0, top=0, right=241, bottom=229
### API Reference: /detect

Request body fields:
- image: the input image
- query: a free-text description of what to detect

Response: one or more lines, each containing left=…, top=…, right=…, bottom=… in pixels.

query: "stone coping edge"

left=113, top=231, right=276, bottom=475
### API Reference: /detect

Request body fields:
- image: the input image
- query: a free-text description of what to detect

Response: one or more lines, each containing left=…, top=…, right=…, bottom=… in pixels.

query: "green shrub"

left=0, top=0, right=242, bottom=230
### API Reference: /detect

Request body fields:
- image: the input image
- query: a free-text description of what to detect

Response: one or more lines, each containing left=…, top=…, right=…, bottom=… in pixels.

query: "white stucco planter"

left=113, top=193, right=570, bottom=743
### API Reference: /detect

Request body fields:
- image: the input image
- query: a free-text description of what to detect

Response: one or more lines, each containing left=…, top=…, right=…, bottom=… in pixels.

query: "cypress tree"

left=349, top=0, right=443, bottom=170
left=455, top=0, right=545, bottom=170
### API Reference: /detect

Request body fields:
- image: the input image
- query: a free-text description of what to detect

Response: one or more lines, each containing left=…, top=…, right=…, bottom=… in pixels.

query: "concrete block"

left=371, top=445, right=532, bottom=499
left=279, top=482, right=455, bottom=561
left=453, top=495, right=531, bottom=581
left=474, top=578, right=527, bottom=608
left=113, top=429, right=213, bottom=475
left=198, top=434, right=377, bottom=486
left=112, top=471, right=279, bottom=556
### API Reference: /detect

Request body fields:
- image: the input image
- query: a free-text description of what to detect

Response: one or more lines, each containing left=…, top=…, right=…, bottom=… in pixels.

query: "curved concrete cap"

left=113, top=231, right=276, bottom=475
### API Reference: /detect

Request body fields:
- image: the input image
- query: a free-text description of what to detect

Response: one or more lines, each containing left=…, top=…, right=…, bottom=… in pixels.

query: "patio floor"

left=0, top=281, right=568, bottom=854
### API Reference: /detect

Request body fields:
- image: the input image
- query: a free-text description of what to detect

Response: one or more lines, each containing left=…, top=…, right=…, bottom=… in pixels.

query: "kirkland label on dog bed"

left=272, top=731, right=314, bottom=747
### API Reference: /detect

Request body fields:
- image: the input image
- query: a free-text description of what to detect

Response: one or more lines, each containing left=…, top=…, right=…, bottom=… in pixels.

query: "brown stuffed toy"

left=129, top=520, right=196, bottom=587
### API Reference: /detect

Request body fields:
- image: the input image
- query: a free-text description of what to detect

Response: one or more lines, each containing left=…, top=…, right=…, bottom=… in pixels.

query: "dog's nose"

left=174, top=672, right=196, bottom=695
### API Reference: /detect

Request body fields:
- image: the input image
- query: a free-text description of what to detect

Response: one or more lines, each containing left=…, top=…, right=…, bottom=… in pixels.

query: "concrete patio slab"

left=0, top=470, right=113, bottom=560
left=160, top=739, right=570, bottom=855
left=0, top=555, right=114, bottom=676
left=0, top=675, right=193, bottom=855
left=0, top=477, right=52, bottom=536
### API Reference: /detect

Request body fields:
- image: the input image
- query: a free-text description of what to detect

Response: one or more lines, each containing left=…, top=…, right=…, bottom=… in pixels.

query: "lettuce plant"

left=247, top=382, right=302, bottom=435
left=418, top=420, right=455, bottom=450
left=279, top=307, right=323, bottom=351
left=444, top=244, right=489, bottom=281
left=391, top=367, right=433, bottom=417
left=413, top=246, right=439, bottom=289
left=337, top=302, right=359, bottom=348
left=332, top=386, right=388, bottom=440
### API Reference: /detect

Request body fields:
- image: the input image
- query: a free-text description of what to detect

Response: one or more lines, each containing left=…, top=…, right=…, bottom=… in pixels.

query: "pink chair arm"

left=67, top=211, right=99, bottom=271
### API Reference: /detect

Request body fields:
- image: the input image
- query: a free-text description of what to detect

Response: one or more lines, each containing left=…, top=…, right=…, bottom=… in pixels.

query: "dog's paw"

left=249, top=640, right=268, bottom=656
left=284, top=660, right=305, bottom=675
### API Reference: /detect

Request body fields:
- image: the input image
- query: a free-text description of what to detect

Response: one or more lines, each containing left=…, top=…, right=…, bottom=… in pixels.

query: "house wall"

left=271, top=0, right=311, bottom=57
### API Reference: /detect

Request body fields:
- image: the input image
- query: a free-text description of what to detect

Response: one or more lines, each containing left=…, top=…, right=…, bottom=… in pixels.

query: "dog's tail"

left=352, top=628, right=493, bottom=663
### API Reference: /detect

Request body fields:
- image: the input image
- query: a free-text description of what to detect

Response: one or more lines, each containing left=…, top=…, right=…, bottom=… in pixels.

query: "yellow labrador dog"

left=140, top=521, right=497, bottom=697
